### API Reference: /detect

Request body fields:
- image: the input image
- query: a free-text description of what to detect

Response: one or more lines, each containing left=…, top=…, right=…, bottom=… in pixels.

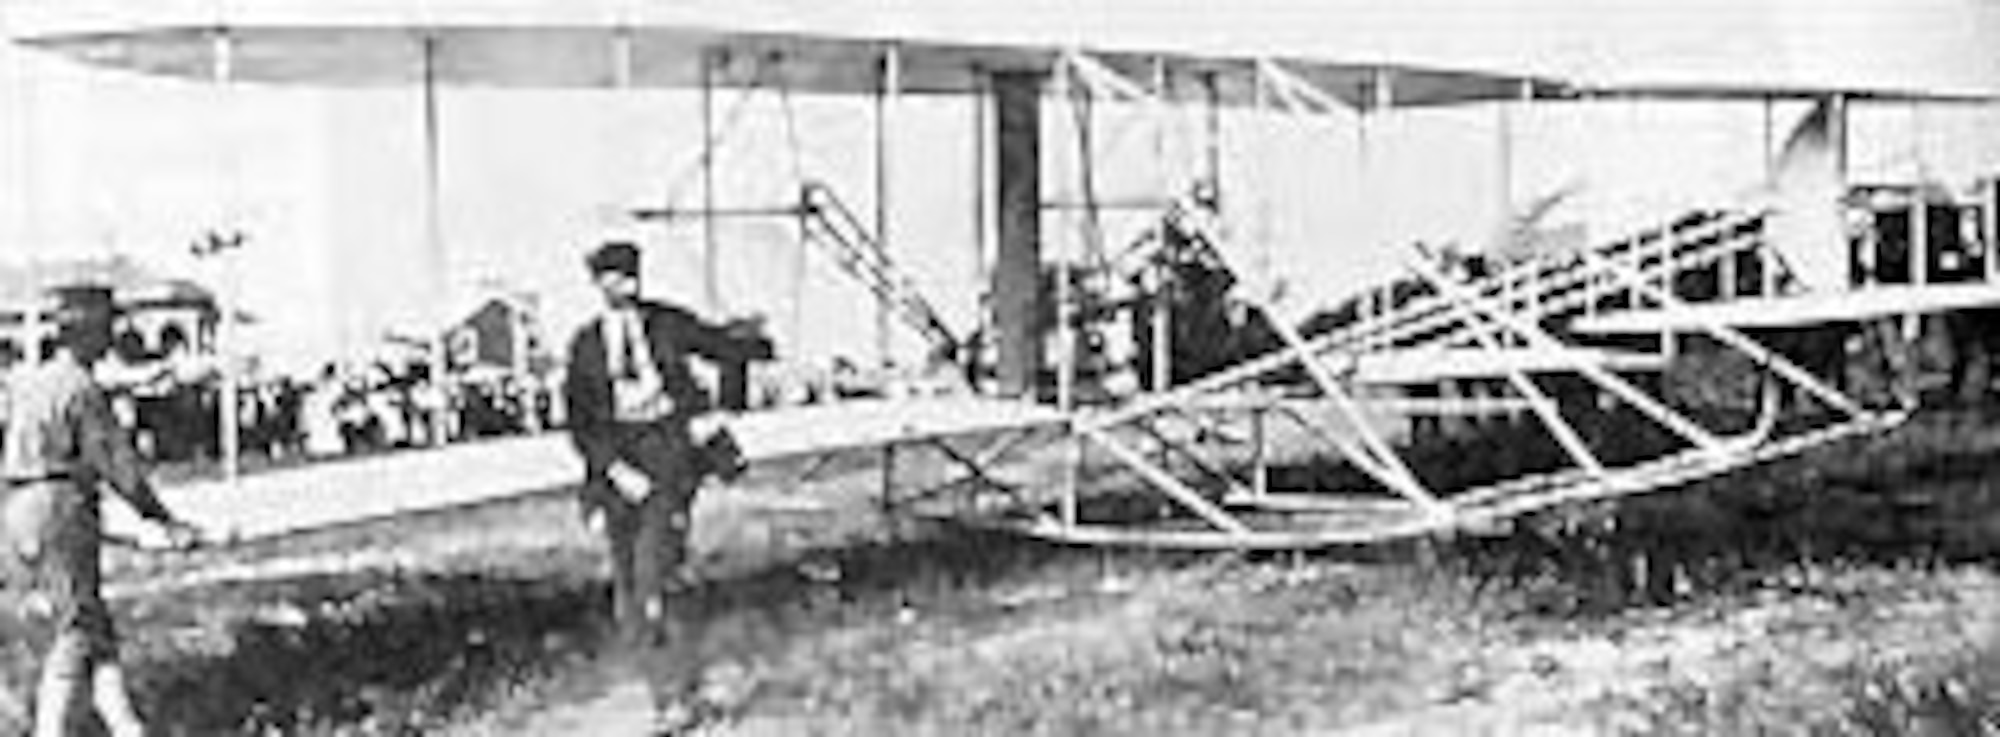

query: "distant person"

left=334, top=374, right=381, bottom=453
left=0, top=342, right=22, bottom=437
left=531, top=379, right=553, bottom=431
left=412, top=369, right=447, bottom=447
left=561, top=241, right=771, bottom=733
left=0, top=285, right=200, bottom=737
left=301, top=366, right=345, bottom=458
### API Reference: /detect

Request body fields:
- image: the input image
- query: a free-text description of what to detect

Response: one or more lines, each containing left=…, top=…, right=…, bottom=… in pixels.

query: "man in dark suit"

left=562, top=241, right=770, bottom=732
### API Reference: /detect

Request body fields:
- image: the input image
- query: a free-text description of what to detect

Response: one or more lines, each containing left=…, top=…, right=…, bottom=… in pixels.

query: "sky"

left=3, top=0, right=1999, bottom=374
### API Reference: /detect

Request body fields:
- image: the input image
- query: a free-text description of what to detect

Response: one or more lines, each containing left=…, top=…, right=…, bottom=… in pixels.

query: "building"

left=0, top=256, right=219, bottom=366
left=444, top=295, right=549, bottom=376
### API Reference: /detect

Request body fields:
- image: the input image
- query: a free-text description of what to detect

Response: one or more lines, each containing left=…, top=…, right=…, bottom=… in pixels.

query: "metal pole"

left=211, top=29, right=241, bottom=484
left=422, top=34, right=451, bottom=447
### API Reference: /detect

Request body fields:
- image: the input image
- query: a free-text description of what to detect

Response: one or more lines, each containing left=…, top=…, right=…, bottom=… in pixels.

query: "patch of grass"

left=0, top=571, right=609, bottom=737
left=1825, top=648, right=2000, bottom=736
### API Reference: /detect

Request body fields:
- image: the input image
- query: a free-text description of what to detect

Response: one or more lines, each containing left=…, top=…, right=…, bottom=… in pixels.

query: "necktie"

left=620, top=313, right=639, bottom=379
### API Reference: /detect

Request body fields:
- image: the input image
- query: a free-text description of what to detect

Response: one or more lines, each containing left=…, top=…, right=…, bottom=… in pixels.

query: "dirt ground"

left=4, top=410, right=2000, bottom=735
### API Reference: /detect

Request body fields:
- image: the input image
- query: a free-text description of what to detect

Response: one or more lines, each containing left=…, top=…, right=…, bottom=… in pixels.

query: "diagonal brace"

left=1080, top=426, right=1253, bottom=535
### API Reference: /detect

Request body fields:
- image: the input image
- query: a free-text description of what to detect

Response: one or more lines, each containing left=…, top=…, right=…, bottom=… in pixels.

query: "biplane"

left=12, top=0, right=2000, bottom=550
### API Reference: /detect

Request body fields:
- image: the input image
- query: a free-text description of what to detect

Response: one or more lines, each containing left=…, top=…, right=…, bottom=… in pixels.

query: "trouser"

left=1858, top=317, right=1919, bottom=408
left=598, top=419, right=708, bottom=705
left=1946, top=309, right=2000, bottom=405
left=2, top=479, right=144, bottom=737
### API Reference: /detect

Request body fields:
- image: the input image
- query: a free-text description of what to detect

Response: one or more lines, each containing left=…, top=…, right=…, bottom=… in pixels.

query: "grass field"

left=3, top=410, right=1999, bottom=735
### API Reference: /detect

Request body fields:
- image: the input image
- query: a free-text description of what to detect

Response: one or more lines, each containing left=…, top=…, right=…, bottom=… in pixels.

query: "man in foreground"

left=562, top=241, right=770, bottom=733
left=2, top=284, right=200, bottom=737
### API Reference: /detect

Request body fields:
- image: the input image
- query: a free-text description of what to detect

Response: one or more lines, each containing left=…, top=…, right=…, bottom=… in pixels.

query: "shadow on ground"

left=9, top=524, right=1198, bottom=736
left=133, top=572, right=605, bottom=735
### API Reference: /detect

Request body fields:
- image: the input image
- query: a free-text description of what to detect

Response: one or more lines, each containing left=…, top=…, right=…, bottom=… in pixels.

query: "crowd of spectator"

left=1, top=344, right=563, bottom=475
left=148, top=361, right=562, bottom=467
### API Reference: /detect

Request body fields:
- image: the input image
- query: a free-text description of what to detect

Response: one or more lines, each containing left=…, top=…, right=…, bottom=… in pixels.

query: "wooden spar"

left=1054, top=54, right=1077, bottom=413
left=700, top=49, right=718, bottom=312
left=972, top=66, right=988, bottom=380
left=1760, top=99, right=1777, bottom=297
left=211, top=27, right=242, bottom=483
left=419, top=32, right=454, bottom=447
left=1762, top=95, right=1776, bottom=188
left=1078, top=427, right=1252, bottom=535
left=631, top=204, right=805, bottom=221
left=1151, top=55, right=1172, bottom=393
left=1053, top=54, right=1081, bottom=526
left=1203, top=69, right=1221, bottom=207
left=1990, top=177, right=1999, bottom=284
left=1571, top=282, right=2000, bottom=333
left=874, top=43, right=901, bottom=366
left=1349, top=348, right=1666, bottom=383
left=1251, top=58, right=1271, bottom=291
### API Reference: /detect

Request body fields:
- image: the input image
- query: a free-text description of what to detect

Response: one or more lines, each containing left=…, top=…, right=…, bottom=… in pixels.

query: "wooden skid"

left=1351, top=347, right=1667, bottom=383
left=1571, top=282, right=2000, bottom=333
left=994, top=412, right=1900, bottom=549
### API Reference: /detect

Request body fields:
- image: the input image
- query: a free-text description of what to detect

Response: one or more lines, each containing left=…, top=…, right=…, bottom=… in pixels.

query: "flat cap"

left=585, top=241, right=641, bottom=276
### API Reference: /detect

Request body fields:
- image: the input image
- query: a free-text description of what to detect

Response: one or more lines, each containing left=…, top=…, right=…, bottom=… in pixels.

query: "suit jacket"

left=563, top=300, right=772, bottom=487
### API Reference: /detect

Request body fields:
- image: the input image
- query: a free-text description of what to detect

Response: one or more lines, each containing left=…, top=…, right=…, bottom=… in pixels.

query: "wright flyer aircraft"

left=12, top=0, right=2000, bottom=549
